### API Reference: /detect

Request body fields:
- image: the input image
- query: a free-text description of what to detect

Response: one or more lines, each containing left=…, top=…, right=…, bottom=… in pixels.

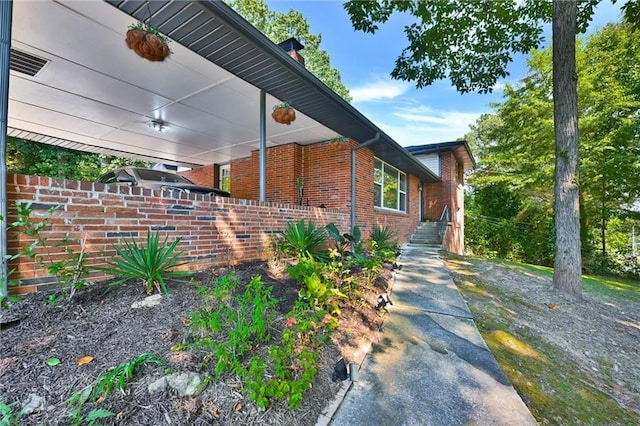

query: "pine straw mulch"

left=0, top=261, right=391, bottom=425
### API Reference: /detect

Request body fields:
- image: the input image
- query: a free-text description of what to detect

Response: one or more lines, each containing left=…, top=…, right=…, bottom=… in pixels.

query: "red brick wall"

left=227, top=140, right=423, bottom=245
left=6, top=174, right=348, bottom=295
left=230, top=156, right=258, bottom=201
left=217, top=141, right=467, bottom=253
left=180, top=164, right=216, bottom=188
left=304, top=140, right=352, bottom=209
left=423, top=151, right=465, bottom=254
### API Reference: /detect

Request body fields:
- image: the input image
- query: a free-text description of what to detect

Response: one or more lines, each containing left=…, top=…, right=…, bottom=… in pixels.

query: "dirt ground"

left=443, top=256, right=640, bottom=419
left=0, top=262, right=390, bottom=425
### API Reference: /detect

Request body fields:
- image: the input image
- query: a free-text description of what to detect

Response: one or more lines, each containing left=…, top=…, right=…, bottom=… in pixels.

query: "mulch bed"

left=1, top=261, right=390, bottom=425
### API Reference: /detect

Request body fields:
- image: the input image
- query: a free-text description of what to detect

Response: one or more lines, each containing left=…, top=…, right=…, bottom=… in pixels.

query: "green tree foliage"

left=467, top=22, right=640, bottom=277
left=6, top=137, right=149, bottom=181
left=344, top=0, right=640, bottom=297
left=344, top=0, right=603, bottom=93
left=227, top=0, right=351, bottom=102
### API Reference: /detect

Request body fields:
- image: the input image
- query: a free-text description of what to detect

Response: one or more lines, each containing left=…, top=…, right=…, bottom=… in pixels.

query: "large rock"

left=21, top=393, right=46, bottom=415
left=131, top=294, right=163, bottom=309
left=148, top=372, right=207, bottom=397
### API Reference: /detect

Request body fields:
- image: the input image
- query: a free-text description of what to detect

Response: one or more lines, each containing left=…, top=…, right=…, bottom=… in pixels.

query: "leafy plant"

left=368, top=225, right=399, bottom=264
left=127, top=21, right=171, bottom=44
left=353, top=255, right=384, bottom=288
left=279, top=219, right=328, bottom=261
left=187, top=273, right=277, bottom=377
left=102, top=231, right=193, bottom=294
left=287, top=258, right=345, bottom=312
left=67, top=386, right=114, bottom=426
left=67, top=353, right=162, bottom=425
left=246, top=327, right=319, bottom=409
left=0, top=398, right=23, bottom=426
left=326, top=223, right=363, bottom=258
left=94, top=352, right=165, bottom=399
left=6, top=202, right=90, bottom=302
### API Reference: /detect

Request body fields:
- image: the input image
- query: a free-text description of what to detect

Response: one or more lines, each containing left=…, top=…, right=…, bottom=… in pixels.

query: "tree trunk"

left=601, top=177, right=606, bottom=270
left=552, top=0, right=582, bottom=299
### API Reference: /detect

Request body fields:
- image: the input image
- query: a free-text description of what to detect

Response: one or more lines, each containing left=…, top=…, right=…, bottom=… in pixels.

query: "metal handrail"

left=438, top=205, right=450, bottom=240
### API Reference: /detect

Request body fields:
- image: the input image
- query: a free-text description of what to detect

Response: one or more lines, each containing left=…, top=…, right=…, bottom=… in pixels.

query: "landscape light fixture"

left=148, top=119, right=167, bottom=133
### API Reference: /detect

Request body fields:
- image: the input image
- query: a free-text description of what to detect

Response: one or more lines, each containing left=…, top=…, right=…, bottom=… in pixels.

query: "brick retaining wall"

left=5, top=174, right=349, bottom=295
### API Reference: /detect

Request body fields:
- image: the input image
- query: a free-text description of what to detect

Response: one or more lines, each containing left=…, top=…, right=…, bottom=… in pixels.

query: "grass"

left=495, top=258, right=640, bottom=303
left=444, top=254, right=640, bottom=425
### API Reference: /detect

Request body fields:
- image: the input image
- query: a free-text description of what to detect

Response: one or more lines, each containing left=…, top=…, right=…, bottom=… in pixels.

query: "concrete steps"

left=410, top=221, right=441, bottom=246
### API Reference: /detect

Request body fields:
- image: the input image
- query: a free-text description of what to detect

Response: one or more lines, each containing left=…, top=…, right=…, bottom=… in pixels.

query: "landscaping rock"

left=167, top=372, right=207, bottom=397
left=148, top=372, right=207, bottom=397
left=21, top=393, right=45, bottom=415
left=131, top=294, right=163, bottom=309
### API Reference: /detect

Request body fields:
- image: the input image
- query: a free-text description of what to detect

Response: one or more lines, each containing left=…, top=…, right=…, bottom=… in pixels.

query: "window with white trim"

left=219, top=164, right=231, bottom=192
left=374, top=158, right=407, bottom=212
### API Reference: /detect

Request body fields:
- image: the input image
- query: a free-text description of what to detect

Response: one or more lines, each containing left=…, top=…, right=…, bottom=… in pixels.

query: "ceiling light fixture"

left=147, top=119, right=167, bottom=133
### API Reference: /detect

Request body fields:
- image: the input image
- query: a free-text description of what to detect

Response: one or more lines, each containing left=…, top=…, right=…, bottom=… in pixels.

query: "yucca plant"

left=369, top=225, right=397, bottom=251
left=369, top=225, right=398, bottom=262
left=102, top=231, right=193, bottom=294
left=279, top=219, right=328, bottom=261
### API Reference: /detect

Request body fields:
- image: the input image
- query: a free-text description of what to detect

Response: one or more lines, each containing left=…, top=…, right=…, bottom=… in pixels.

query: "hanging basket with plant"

left=272, top=102, right=296, bottom=125
left=125, top=22, right=171, bottom=62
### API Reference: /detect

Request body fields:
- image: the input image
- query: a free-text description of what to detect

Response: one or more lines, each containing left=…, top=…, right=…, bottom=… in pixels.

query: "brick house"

left=1, top=1, right=474, bottom=294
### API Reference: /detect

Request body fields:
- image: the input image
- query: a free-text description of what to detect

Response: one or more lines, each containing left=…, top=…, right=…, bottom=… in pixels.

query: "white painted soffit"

left=8, top=0, right=340, bottom=167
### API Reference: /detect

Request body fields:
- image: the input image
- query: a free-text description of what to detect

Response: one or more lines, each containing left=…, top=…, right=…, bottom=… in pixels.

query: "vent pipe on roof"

left=277, top=37, right=305, bottom=67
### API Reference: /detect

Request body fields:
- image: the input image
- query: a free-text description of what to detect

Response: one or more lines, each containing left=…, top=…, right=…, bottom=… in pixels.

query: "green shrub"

left=279, top=219, right=328, bottom=261
left=187, top=273, right=277, bottom=377
left=287, top=258, right=345, bottom=312
left=326, top=223, right=363, bottom=258
left=102, top=231, right=193, bottom=294
left=369, top=225, right=398, bottom=261
left=5, top=202, right=91, bottom=302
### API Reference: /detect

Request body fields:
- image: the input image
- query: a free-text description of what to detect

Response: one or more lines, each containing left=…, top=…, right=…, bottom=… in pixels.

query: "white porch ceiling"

left=8, top=0, right=341, bottom=167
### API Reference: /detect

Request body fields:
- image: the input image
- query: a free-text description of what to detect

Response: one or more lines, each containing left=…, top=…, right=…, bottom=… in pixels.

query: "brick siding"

left=177, top=141, right=467, bottom=255
left=6, top=174, right=348, bottom=295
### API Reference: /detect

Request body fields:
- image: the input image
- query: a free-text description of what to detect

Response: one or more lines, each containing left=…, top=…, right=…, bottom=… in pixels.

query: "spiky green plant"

left=102, top=231, right=193, bottom=294
left=369, top=225, right=397, bottom=250
left=279, top=219, right=328, bottom=261
left=369, top=225, right=398, bottom=262
left=93, top=352, right=165, bottom=399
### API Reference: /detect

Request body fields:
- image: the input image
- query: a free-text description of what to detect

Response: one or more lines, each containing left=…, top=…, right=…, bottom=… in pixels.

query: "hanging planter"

left=125, top=22, right=171, bottom=62
left=272, top=102, right=296, bottom=125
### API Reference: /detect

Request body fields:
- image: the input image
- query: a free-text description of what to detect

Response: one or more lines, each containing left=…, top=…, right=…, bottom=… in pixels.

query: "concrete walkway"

left=326, top=244, right=537, bottom=426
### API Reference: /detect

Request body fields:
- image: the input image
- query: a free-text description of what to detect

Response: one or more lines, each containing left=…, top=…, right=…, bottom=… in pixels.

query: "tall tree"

left=343, top=0, right=614, bottom=298
left=552, top=1, right=581, bottom=298
left=227, top=0, right=351, bottom=102
left=467, top=21, right=640, bottom=276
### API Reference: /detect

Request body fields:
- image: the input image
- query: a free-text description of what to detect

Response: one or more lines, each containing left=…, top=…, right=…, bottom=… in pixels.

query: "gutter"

left=0, top=0, right=12, bottom=298
left=351, top=132, right=380, bottom=234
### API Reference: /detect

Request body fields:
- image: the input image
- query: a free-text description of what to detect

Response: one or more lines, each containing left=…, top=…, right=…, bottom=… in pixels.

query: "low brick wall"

left=5, top=174, right=349, bottom=295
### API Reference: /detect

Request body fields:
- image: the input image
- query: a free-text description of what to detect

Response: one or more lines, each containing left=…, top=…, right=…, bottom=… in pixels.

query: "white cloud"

left=349, top=78, right=410, bottom=102
left=371, top=105, right=483, bottom=146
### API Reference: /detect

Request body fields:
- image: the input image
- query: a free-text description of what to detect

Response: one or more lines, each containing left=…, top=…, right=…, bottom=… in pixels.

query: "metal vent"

left=10, top=48, right=49, bottom=77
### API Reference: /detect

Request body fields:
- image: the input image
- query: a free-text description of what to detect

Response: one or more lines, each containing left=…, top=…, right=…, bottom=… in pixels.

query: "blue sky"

left=267, top=1, right=623, bottom=147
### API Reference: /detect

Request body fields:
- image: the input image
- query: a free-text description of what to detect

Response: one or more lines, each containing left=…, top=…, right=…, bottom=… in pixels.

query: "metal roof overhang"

left=7, top=0, right=438, bottom=183
left=406, top=141, right=477, bottom=171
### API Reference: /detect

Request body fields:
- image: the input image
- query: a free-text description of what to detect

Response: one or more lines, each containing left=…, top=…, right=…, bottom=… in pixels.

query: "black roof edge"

left=406, top=140, right=477, bottom=169
left=200, top=1, right=440, bottom=183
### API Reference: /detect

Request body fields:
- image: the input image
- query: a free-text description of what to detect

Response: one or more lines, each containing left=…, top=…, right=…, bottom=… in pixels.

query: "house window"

left=219, top=164, right=231, bottom=192
left=374, top=158, right=407, bottom=212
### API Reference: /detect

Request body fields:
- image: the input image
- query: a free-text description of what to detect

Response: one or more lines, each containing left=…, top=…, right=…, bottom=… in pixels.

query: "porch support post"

left=259, top=90, right=266, bottom=202
left=350, top=132, right=380, bottom=235
left=0, top=0, right=13, bottom=299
